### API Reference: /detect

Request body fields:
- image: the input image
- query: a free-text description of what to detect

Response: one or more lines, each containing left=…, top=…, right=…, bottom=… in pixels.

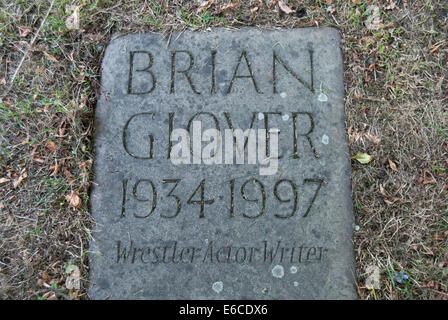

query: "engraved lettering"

left=131, top=248, right=143, bottom=263
left=274, top=179, right=298, bottom=219
left=203, top=241, right=214, bottom=263
left=241, top=179, right=266, bottom=219
left=216, top=246, right=231, bottom=263
left=263, top=240, right=281, bottom=263
left=141, top=248, right=151, bottom=264
left=168, top=112, right=174, bottom=159
left=122, top=112, right=155, bottom=159
left=161, top=179, right=182, bottom=218
left=292, top=112, right=318, bottom=158
left=306, top=247, right=317, bottom=261
left=210, top=49, right=216, bottom=94
left=114, top=240, right=327, bottom=265
left=303, top=178, right=324, bottom=217
left=132, top=179, right=157, bottom=218
left=121, top=178, right=128, bottom=218
left=263, top=112, right=283, bottom=159
left=273, top=49, right=314, bottom=94
left=180, top=248, right=191, bottom=263
left=120, top=176, right=322, bottom=220
left=152, top=247, right=160, bottom=264
left=116, top=240, right=133, bottom=263
left=170, top=50, right=200, bottom=94
left=235, top=247, right=247, bottom=263
left=227, top=51, right=262, bottom=94
left=187, top=179, right=214, bottom=218
left=128, top=51, right=156, bottom=94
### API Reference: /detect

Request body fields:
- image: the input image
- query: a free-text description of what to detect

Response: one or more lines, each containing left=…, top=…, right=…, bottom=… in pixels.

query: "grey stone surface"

left=89, top=28, right=356, bottom=300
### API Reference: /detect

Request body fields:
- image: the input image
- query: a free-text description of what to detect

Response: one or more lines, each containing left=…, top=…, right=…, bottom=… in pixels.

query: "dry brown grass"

left=0, top=0, right=447, bottom=300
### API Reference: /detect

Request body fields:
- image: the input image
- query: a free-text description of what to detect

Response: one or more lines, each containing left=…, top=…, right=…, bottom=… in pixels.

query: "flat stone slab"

left=89, top=28, right=356, bottom=299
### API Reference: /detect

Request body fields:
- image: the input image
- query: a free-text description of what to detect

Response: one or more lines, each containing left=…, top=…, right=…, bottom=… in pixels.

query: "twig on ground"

left=2, top=0, right=55, bottom=98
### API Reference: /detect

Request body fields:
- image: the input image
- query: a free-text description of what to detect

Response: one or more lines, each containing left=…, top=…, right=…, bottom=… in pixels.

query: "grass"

left=0, top=0, right=447, bottom=300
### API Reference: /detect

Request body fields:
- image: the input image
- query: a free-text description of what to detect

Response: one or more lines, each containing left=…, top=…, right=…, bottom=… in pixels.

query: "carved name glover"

left=127, top=49, right=315, bottom=95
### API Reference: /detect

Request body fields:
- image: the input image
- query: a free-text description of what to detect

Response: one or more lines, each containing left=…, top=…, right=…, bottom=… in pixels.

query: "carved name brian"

left=127, top=49, right=314, bottom=95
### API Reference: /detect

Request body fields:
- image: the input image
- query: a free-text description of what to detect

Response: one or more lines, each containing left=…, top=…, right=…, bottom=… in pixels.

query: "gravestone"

left=89, top=28, right=356, bottom=299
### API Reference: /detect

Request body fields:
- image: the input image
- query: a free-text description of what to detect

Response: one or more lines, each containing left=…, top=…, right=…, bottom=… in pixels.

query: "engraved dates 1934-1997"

left=121, top=177, right=324, bottom=220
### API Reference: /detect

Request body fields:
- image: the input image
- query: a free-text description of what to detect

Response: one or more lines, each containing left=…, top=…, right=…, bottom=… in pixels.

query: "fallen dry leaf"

left=197, top=0, right=214, bottom=14
left=78, top=159, right=92, bottom=170
left=379, top=184, right=400, bottom=205
left=13, top=171, right=27, bottom=189
left=69, top=290, right=79, bottom=300
left=43, top=51, right=58, bottom=62
left=269, top=0, right=279, bottom=8
left=422, top=169, right=436, bottom=185
left=379, top=184, right=389, bottom=197
left=65, top=6, right=80, bottom=30
left=66, top=191, right=81, bottom=209
left=250, top=6, right=259, bottom=13
left=41, top=271, right=51, bottom=282
left=219, top=3, right=239, bottom=13
left=36, top=66, right=46, bottom=74
left=327, top=6, right=336, bottom=14
left=33, top=157, right=45, bottom=164
left=85, top=33, right=103, bottom=42
left=49, top=161, right=59, bottom=177
left=1, top=77, right=6, bottom=86
left=429, top=42, right=444, bottom=54
left=365, top=5, right=383, bottom=30
left=50, top=261, right=61, bottom=270
left=64, top=168, right=74, bottom=182
left=0, top=177, right=10, bottom=185
left=384, top=198, right=400, bottom=205
left=46, top=293, right=58, bottom=300
left=385, top=0, right=397, bottom=10
left=422, top=281, right=432, bottom=288
left=365, top=133, right=381, bottom=144
left=46, top=140, right=57, bottom=153
left=388, top=158, right=398, bottom=172
left=18, top=26, right=32, bottom=37
left=278, top=0, right=295, bottom=14
left=58, top=117, right=67, bottom=137
left=5, top=215, right=13, bottom=227
left=353, top=152, right=373, bottom=164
